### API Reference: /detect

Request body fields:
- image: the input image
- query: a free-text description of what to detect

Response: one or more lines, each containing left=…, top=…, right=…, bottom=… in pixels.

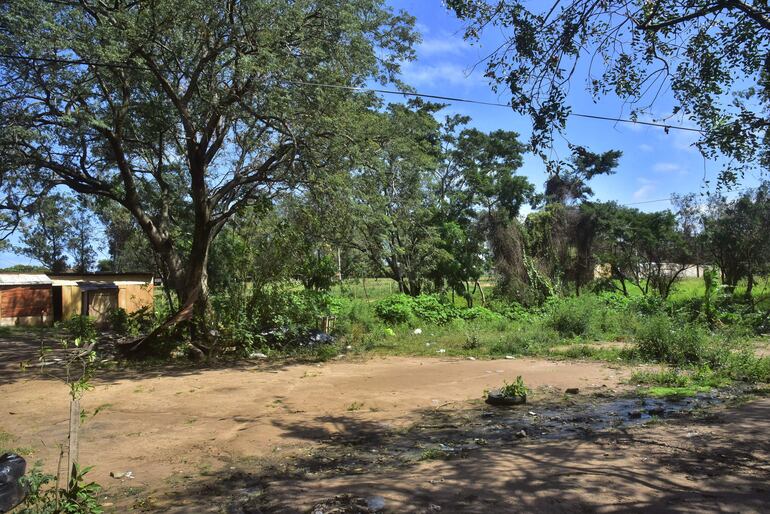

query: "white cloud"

left=418, top=36, right=470, bottom=57
left=652, top=162, right=682, bottom=173
left=400, top=61, right=480, bottom=88
left=632, top=178, right=657, bottom=200
left=638, top=143, right=654, bottom=152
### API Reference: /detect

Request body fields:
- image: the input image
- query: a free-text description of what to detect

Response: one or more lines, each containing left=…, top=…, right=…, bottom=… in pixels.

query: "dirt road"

left=1, top=337, right=769, bottom=512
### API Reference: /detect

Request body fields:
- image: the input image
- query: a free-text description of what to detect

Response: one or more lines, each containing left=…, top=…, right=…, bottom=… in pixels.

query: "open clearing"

left=1, top=336, right=769, bottom=513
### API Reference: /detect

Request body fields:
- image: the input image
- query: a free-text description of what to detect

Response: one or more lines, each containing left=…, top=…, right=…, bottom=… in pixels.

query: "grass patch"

left=0, top=429, right=34, bottom=456
left=419, top=448, right=451, bottom=461
left=641, top=386, right=712, bottom=398
left=548, top=344, right=633, bottom=362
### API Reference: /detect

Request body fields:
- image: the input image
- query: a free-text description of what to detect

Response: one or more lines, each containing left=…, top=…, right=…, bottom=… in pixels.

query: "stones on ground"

left=366, top=496, right=386, bottom=511
left=249, top=352, right=268, bottom=359
left=428, top=504, right=442, bottom=512
left=565, top=388, right=580, bottom=395
left=505, top=355, right=515, bottom=359
left=310, top=494, right=371, bottom=513
left=515, top=429, right=528, bottom=438
left=647, top=407, right=666, bottom=417
left=413, top=328, right=423, bottom=335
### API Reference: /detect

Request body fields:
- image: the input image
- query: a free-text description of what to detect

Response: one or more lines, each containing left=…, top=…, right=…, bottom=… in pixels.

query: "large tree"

left=0, top=0, right=416, bottom=348
left=68, top=202, right=98, bottom=273
left=703, top=182, right=770, bottom=295
left=14, top=193, right=74, bottom=272
left=448, top=0, right=770, bottom=184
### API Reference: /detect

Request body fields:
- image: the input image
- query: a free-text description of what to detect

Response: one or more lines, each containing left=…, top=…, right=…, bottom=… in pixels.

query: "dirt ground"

left=1, top=335, right=769, bottom=513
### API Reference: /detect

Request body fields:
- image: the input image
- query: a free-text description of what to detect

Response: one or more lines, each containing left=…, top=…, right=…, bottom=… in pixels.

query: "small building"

left=0, top=274, right=53, bottom=326
left=48, top=273, right=154, bottom=324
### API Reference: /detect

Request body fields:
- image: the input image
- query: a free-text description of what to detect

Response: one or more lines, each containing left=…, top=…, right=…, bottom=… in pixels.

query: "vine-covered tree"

left=0, top=0, right=417, bottom=351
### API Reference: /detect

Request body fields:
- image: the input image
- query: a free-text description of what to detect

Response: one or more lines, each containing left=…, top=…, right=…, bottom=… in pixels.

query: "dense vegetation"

left=0, top=0, right=767, bottom=368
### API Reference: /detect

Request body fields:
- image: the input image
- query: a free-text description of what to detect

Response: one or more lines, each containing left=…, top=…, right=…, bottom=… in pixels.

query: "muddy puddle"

left=221, top=386, right=757, bottom=512
left=409, top=385, right=752, bottom=457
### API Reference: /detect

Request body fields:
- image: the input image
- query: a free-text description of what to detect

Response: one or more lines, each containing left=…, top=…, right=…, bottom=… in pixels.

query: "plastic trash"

left=0, top=453, right=26, bottom=513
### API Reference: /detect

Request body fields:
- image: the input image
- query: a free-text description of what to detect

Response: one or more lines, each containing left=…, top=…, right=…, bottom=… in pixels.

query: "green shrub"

left=634, top=314, right=728, bottom=367
left=723, top=351, right=770, bottom=382
left=629, top=295, right=667, bottom=315
left=62, top=315, right=97, bottom=343
left=544, top=297, right=595, bottom=338
left=411, top=295, right=457, bottom=324
left=374, top=294, right=414, bottom=324
left=489, top=325, right=558, bottom=356
left=107, top=307, right=153, bottom=336
left=486, top=299, right=531, bottom=321
left=19, top=463, right=102, bottom=514
left=459, top=306, right=503, bottom=322
left=630, top=369, right=691, bottom=387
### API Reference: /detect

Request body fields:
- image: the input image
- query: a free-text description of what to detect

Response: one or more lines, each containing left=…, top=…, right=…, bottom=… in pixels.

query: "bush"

left=486, top=298, right=531, bottom=321
left=19, top=463, right=102, bottom=514
left=629, top=295, right=667, bottom=316
left=544, top=297, right=596, bottom=338
left=634, top=314, right=711, bottom=365
left=723, top=351, right=770, bottom=382
left=62, top=315, right=97, bottom=342
left=107, top=307, right=153, bottom=336
left=459, top=306, right=503, bottom=323
left=374, top=294, right=414, bottom=324
left=411, top=295, right=457, bottom=324
left=630, top=369, right=691, bottom=387
left=489, top=325, right=558, bottom=356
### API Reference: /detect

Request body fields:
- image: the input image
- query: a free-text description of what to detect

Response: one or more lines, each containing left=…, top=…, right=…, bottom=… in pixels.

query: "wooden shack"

left=48, top=273, right=154, bottom=324
left=0, top=274, right=53, bottom=326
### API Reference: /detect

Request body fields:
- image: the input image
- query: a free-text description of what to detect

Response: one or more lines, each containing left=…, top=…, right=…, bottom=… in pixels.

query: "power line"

left=622, top=197, right=673, bottom=205
left=0, top=53, right=705, bottom=134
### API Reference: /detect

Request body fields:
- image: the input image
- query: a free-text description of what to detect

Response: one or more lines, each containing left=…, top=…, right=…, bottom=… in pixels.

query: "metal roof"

left=0, top=273, right=53, bottom=286
left=77, top=281, right=119, bottom=291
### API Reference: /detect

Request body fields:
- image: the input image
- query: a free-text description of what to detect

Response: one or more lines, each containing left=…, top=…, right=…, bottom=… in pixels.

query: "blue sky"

left=387, top=1, right=751, bottom=212
left=0, top=2, right=758, bottom=268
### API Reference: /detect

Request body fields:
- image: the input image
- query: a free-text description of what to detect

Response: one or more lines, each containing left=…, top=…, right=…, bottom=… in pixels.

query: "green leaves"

left=448, top=0, right=770, bottom=186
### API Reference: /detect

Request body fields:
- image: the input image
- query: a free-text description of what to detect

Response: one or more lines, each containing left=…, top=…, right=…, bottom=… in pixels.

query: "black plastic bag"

left=0, top=453, right=26, bottom=513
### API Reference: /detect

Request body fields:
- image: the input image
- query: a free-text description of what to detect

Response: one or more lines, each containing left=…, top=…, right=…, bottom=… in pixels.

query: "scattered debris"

left=366, top=495, right=386, bottom=511
left=565, top=388, right=580, bottom=395
left=485, top=389, right=527, bottom=406
left=413, top=328, right=423, bottom=335
left=0, top=453, right=26, bottom=513
left=109, top=471, right=134, bottom=479
left=310, top=494, right=378, bottom=513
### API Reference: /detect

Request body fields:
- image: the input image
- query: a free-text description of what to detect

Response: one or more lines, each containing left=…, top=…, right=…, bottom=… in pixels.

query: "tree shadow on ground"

left=0, top=333, right=308, bottom=387
left=158, top=397, right=770, bottom=513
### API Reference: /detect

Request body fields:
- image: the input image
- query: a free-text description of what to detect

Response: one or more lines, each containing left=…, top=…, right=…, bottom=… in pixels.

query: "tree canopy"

left=447, top=0, right=770, bottom=185
left=0, top=0, right=417, bottom=348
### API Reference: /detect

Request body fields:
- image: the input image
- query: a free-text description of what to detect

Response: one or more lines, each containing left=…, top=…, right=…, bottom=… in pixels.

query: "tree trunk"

left=746, top=271, right=754, bottom=300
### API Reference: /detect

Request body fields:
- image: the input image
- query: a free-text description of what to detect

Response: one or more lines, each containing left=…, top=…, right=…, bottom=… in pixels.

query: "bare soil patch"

left=1, top=335, right=769, bottom=513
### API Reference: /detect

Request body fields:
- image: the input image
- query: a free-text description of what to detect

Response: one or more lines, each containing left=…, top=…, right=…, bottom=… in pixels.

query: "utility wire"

left=622, top=197, right=674, bottom=205
left=0, top=53, right=705, bottom=134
